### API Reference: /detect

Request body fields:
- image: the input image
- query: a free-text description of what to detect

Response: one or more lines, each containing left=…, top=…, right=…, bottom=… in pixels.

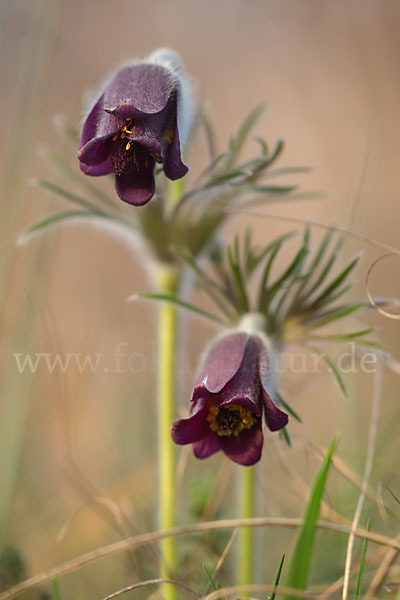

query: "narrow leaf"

left=138, top=293, right=225, bottom=325
left=203, top=563, right=220, bottom=592
left=303, top=302, right=367, bottom=329
left=282, top=435, right=338, bottom=599
left=250, top=184, right=298, bottom=195
left=20, top=210, right=94, bottom=240
left=279, top=427, right=292, bottom=447
left=268, top=553, right=286, bottom=600
left=50, top=578, right=61, bottom=600
left=227, top=245, right=249, bottom=312
left=276, top=393, right=303, bottom=423
left=309, top=256, right=360, bottom=309
left=354, top=519, right=370, bottom=598
left=321, top=354, right=347, bottom=396
left=37, top=179, right=106, bottom=214
left=232, top=103, right=268, bottom=159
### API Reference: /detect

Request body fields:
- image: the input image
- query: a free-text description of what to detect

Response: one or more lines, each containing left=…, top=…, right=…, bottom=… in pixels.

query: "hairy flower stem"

left=237, top=465, right=255, bottom=591
left=157, top=265, right=180, bottom=600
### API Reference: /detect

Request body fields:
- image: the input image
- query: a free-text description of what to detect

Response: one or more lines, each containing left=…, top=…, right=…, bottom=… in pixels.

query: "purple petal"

left=171, top=401, right=209, bottom=445
left=254, top=333, right=274, bottom=397
left=193, top=430, right=221, bottom=459
left=80, top=156, right=112, bottom=176
left=263, top=390, right=289, bottom=432
left=114, top=159, right=156, bottom=206
left=216, top=336, right=263, bottom=415
left=78, top=136, right=113, bottom=167
left=79, top=95, right=104, bottom=147
left=193, top=333, right=249, bottom=398
left=103, top=64, right=176, bottom=119
left=219, top=420, right=263, bottom=466
left=163, top=121, right=188, bottom=180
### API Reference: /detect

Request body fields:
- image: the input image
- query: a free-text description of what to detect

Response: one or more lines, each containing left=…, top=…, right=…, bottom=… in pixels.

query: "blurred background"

left=1, top=0, right=400, bottom=597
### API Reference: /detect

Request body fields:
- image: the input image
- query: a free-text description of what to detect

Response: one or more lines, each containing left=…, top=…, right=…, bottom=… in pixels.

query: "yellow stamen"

left=125, top=142, right=131, bottom=150
left=206, top=399, right=257, bottom=437
left=120, top=132, right=126, bottom=139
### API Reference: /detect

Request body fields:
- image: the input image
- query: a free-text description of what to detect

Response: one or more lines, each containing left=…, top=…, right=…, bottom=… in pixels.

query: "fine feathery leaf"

left=302, top=302, right=368, bottom=330
left=199, top=110, right=217, bottom=160
left=137, top=293, right=226, bottom=325
left=294, top=236, right=344, bottom=309
left=279, top=427, right=292, bottom=447
left=226, top=245, right=250, bottom=313
left=321, top=353, right=347, bottom=397
left=177, top=251, right=239, bottom=320
left=229, top=103, right=268, bottom=162
left=282, top=435, right=338, bottom=599
left=203, top=564, right=220, bottom=593
left=276, top=393, right=303, bottom=423
left=307, top=255, right=360, bottom=310
left=249, top=184, right=298, bottom=195
left=19, top=211, right=95, bottom=241
left=47, top=150, right=115, bottom=208
left=268, top=553, right=286, bottom=600
left=354, top=519, right=370, bottom=598
left=37, top=179, right=106, bottom=215
left=260, top=244, right=309, bottom=314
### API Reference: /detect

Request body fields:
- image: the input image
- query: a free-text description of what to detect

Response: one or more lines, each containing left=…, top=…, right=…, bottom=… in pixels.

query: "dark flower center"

left=207, top=400, right=257, bottom=437
left=110, top=118, right=155, bottom=177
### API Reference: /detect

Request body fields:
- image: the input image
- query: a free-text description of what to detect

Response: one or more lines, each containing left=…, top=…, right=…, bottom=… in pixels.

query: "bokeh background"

left=1, top=0, right=400, bottom=597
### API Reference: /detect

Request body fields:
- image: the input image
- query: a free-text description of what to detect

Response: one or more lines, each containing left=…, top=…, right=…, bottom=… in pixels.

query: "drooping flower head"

left=77, top=48, right=194, bottom=206
left=171, top=325, right=288, bottom=466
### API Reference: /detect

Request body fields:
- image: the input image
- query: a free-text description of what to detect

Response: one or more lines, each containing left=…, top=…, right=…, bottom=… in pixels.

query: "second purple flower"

left=171, top=331, right=288, bottom=466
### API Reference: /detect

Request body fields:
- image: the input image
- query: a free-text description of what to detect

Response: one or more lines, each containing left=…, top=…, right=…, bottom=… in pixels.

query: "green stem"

left=237, top=465, right=256, bottom=591
left=157, top=265, right=180, bottom=600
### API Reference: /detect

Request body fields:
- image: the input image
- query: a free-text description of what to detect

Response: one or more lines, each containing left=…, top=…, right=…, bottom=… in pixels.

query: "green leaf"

left=37, top=179, right=106, bottom=214
left=178, top=251, right=238, bottom=320
left=304, top=302, right=367, bottom=329
left=227, top=245, right=250, bottom=312
left=203, top=563, right=220, bottom=593
left=279, top=427, right=292, bottom=447
left=47, top=150, right=114, bottom=207
left=321, top=354, right=347, bottom=396
left=250, top=184, right=298, bottom=195
left=308, top=255, right=360, bottom=309
left=354, top=519, right=370, bottom=598
left=268, top=553, right=286, bottom=600
left=20, top=210, right=95, bottom=239
left=282, top=435, right=338, bottom=599
left=276, top=393, right=303, bottom=423
left=257, top=238, right=289, bottom=310
left=265, top=166, right=313, bottom=178
left=231, top=103, right=268, bottom=160
left=260, top=244, right=309, bottom=313
left=290, top=229, right=334, bottom=307
left=50, top=578, right=61, bottom=600
left=296, top=237, right=344, bottom=306
left=199, top=110, right=217, bottom=160
left=138, top=293, right=225, bottom=325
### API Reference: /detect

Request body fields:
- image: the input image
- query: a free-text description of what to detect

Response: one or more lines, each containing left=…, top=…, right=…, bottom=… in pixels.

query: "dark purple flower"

left=77, top=49, right=192, bottom=206
left=171, top=332, right=288, bottom=466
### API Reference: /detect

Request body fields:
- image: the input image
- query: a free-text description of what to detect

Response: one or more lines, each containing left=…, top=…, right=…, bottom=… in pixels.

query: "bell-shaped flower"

left=171, top=331, right=288, bottom=466
left=77, top=48, right=193, bottom=206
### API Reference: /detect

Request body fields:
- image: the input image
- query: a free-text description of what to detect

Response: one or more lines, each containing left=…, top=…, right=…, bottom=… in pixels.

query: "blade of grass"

left=354, top=520, right=370, bottom=598
left=282, top=435, right=338, bottom=600
left=268, top=553, right=286, bottom=600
